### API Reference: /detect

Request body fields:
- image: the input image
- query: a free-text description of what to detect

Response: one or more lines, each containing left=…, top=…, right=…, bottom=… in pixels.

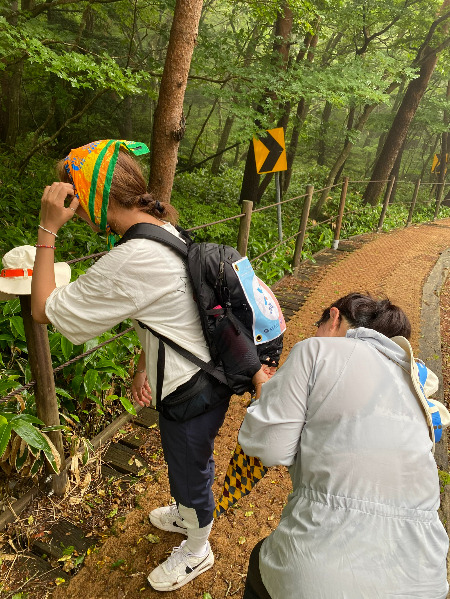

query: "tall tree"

left=0, top=1, right=23, bottom=147
left=238, top=1, right=293, bottom=205
left=282, top=26, right=320, bottom=193
left=363, top=0, right=450, bottom=205
left=148, top=0, right=204, bottom=202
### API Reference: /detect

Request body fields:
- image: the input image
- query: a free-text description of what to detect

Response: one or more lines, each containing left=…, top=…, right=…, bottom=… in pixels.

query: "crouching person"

left=239, top=293, right=449, bottom=599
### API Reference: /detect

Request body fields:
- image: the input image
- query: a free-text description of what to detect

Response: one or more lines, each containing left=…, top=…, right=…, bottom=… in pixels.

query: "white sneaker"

left=149, top=503, right=188, bottom=535
left=148, top=540, right=214, bottom=591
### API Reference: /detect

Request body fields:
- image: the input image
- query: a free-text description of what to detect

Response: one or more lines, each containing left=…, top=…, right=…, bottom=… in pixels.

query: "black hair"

left=316, top=292, right=411, bottom=339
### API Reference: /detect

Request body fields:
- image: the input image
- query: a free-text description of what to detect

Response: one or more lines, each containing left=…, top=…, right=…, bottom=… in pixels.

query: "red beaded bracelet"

left=35, top=244, right=56, bottom=249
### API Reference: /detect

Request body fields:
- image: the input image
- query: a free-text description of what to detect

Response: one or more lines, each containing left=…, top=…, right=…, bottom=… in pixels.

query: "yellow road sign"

left=432, top=153, right=448, bottom=174
left=253, top=127, right=287, bottom=174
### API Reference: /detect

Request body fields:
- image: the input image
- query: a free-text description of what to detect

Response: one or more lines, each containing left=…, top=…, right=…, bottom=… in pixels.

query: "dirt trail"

left=52, top=220, right=450, bottom=599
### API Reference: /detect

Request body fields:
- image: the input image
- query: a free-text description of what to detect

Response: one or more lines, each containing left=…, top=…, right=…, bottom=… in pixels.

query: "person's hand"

left=262, top=364, right=277, bottom=379
left=252, top=367, right=269, bottom=400
left=131, top=371, right=152, bottom=407
left=40, top=182, right=79, bottom=233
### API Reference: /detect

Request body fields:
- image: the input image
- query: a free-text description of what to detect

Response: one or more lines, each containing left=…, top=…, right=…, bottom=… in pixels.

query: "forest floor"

left=2, top=220, right=450, bottom=599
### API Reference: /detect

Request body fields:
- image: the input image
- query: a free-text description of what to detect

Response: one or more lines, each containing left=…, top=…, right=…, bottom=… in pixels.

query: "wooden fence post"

left=237, top=200, right=253, bottom=256
left=19, top=296, right=67, bottom=495
left=332, top=176, right=349, bottom=250
left=292, top=185, right=314, bottom=276
left=376, top=177, right=395, bottom=233
left=406, top=179, right=421, bottom=227
left=433, top=181, right=446, bottom=221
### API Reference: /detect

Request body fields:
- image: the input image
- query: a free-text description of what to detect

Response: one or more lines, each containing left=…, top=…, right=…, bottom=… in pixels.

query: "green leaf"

left=30, top=456, right=43, bottom=476
left=55, top=387, right=73, bottom=399
left=10, top=420, right=53, bottom=459
left=119, top=397, right=136, bottom=416
left=16, top=445, right=28, bottom=471
left=61, top=336, right=74, bottom=361
left=84, top=369, right=99, bottom=395
left=0, top=420, right=12, bottom=459
left=10, top=413, right=44, bottom=426
left=41, top=425, right=67, bottom=432
left=95, top=359, right=127, bottom=378
left=9, top=315, right=25, bottom=339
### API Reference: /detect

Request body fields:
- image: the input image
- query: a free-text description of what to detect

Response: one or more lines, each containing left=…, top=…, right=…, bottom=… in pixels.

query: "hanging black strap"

left=156, top=339, right=165, bottom=411
left=139, top=321, right=229, bottom=389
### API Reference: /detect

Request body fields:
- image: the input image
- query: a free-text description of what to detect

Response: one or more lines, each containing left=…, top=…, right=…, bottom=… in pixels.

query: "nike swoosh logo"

left=185, top=554, right=210, bottom=574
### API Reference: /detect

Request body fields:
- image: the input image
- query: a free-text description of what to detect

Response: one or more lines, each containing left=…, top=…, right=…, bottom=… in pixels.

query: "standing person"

left=30, top=139, right=266, bottom=592
left=239, top=293, right=449, bottom=599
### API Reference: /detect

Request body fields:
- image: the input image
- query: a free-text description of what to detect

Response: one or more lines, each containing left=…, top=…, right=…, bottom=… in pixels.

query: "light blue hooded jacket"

left=239, top=328, right=448, bottom=599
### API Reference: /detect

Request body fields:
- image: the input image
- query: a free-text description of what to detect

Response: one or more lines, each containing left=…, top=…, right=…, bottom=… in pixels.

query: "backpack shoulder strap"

left=138, top=322, right=229, bottom=395
left=116, top=222, right=189, bottom=257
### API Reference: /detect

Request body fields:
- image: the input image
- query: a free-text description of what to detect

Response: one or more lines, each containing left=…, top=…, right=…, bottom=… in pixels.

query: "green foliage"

left=438, top=469, right=450, bottom=493
left=0, top=17, right=149, bottom=95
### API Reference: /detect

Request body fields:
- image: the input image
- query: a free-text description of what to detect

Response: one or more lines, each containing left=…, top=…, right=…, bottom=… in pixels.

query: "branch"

left=178, top=142, right=240, bottom=173
left=27, top=0, right=123, bottom=19
left=355, top=13, right=402, bottom=55
left=19, top=89, right=106, bottom=173
left=417, top=36, right=450, bottom=64
left=415, top=9, right=450, bottom=62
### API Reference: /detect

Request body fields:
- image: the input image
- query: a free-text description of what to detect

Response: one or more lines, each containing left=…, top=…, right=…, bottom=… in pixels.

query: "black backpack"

left=116, top=223, right=284, bottom=400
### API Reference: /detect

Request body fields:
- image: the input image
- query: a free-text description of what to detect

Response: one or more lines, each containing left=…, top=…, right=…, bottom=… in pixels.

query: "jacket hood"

left=346, top=327, right=411, bottom=372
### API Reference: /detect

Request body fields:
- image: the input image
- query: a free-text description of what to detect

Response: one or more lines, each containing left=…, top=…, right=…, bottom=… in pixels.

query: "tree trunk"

left=282, top=30, right=320, bottom=194
left=211, top=115, right=234, bottom=174
left=188, top=94, right=220, bottom=165
left=333, top=106, right=355, bottom=184
left=0, top=1, right=21, bottom=147
left=311, top=103, right=376, bottom=218
left=317, top=101, right=332, bottom=166
left=420, top=133, right=440, bottom=180
left=118, top=96, right=133, bottom=140
left=387, top=138, right=406, bottom=203
left=238, top=2, right=293, bottom=204
left=363, top=1, right=450, bottom=205
left=148, top=0, right=203, bottom=203
left=211, top=25, right=259, bottom=175
left=436, top=80, right=450, bottom=201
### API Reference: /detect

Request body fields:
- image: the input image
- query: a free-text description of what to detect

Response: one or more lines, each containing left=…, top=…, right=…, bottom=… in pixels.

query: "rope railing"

left=186, top=213, right=244, bottom=231
left=67, top=251, right=108, bottom=265
left=1, top=327, right=135, bottom=403
left=348, top=179, right=390, bottom=184
left=252, top=192, right=309, bottom=213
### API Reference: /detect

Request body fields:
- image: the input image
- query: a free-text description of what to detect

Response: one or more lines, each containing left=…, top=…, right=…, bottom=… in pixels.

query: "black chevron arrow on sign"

left=257, top=131, right=284, bottom=172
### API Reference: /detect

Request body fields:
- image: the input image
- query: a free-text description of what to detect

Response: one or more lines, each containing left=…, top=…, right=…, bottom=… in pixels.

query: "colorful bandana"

left=64, top=140, right=150, bottom=241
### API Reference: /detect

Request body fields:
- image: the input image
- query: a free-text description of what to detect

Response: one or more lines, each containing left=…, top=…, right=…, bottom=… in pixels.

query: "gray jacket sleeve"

left=238, top=340, right=318, bottom=467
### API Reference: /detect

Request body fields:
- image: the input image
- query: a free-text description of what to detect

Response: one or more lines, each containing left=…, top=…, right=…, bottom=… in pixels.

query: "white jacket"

left=239, top=328, right=448, bottom=599
left=45, top=223, right=211, bottom=401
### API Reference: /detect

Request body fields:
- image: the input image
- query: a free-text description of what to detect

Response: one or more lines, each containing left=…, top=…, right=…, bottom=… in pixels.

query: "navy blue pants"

left=158, top=384, right=230, bottom=528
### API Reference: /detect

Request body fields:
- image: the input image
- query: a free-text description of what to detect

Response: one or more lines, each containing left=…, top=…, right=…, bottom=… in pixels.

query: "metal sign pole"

left=276, top=172, right=283, bottom=241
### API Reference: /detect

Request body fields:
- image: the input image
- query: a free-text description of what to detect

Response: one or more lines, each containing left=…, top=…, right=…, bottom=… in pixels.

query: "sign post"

left=253, top=127, right=287, bottom=241
left=275, top=172, right=282, bottom=240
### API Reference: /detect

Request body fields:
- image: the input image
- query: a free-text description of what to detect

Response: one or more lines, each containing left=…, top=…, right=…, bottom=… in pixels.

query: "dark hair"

left=57, top=149, right=179, bottom=225
left=316, top=292, right=411, bottom=339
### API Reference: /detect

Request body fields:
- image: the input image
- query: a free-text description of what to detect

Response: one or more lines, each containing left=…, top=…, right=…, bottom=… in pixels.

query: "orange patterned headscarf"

left=64, top=140, right=150, bottom=232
